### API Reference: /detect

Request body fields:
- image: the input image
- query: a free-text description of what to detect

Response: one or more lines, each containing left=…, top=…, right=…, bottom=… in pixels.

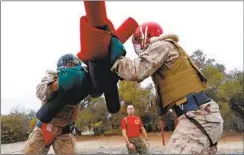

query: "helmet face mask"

left=132, top=22, right=163, bottom=55
left=132, top=35, right=145, bottom=55
left=133, top=43, right=142, bottom=55
left=57, top=54, right=82, bottom=70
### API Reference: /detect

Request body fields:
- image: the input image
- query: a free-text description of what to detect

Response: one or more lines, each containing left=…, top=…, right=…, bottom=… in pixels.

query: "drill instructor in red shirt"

left=121, top=105, right=149, bottom=154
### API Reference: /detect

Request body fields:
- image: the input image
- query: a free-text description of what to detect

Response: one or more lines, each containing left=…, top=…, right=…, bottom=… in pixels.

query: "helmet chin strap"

left=139, top=26, right=145, bottom=48
left=144, top=26, right=148, bottom=45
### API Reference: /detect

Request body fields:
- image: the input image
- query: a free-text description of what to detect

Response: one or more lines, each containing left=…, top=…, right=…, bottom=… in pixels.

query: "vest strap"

left=184, top=113, right=218, bottom=147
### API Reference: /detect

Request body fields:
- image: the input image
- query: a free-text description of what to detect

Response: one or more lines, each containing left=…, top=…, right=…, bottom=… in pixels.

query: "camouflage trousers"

left=165, top=100, right=224, bottom=154
left=23, top=126, right=76, bottom=154
left=126, top=136, right=148, bottom=154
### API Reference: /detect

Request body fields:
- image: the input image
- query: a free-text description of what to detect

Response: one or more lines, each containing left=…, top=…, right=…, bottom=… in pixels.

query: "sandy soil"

left=1, top=132, right=243, bottom=154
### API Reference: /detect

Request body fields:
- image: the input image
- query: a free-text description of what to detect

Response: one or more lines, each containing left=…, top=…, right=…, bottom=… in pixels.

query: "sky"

left=1, top=1, right=243, bottom=114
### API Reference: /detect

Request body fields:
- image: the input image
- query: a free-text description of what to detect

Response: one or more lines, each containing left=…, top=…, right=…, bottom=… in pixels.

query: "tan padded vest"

left=152, top=38, right=208, bottom=111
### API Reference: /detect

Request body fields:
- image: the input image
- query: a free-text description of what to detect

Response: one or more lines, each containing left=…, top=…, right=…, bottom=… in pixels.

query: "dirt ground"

left=1, top=132, right=243, bottom=154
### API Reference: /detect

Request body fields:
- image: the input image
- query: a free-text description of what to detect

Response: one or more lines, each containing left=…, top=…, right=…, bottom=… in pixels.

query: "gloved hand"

left=109, top=35, right=127, bottom=65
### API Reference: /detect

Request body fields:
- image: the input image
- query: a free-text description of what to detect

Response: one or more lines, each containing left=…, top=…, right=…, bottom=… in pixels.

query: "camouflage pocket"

left=23, top=127, right=47, bottom=154
left=204, top=101, right=223, bottom=123
left=205, top=112, right=223, bottom=123
left=31, top=127, right=45, bottom=141
left=53, top=133, right=76, bottom=154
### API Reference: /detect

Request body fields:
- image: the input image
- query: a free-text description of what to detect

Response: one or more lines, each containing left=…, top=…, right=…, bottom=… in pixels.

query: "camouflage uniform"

left=23, top=127, right=76, bottom=154
left=126, top=137, right=148, bottom=154
left=112, top=34, right=224, bottom=154
left=24, top=73, right=78, bottom=154
left=165, top=100, right=223, bottom=154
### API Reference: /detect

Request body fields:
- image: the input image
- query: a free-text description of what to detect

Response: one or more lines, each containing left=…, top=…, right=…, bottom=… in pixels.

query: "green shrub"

left=1, top=114, right=29, bottom=143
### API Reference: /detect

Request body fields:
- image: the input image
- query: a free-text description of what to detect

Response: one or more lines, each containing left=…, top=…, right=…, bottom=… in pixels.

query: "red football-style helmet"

left=132, top=22, right=163, bottom=55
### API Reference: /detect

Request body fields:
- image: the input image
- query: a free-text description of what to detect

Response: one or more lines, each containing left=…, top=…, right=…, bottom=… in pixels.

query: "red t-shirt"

left=121, top=115, right=143, bottom=138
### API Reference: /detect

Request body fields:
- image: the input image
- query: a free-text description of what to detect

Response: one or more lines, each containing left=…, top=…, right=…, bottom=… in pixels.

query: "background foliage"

left=1, top=50, right=243, bottom=143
